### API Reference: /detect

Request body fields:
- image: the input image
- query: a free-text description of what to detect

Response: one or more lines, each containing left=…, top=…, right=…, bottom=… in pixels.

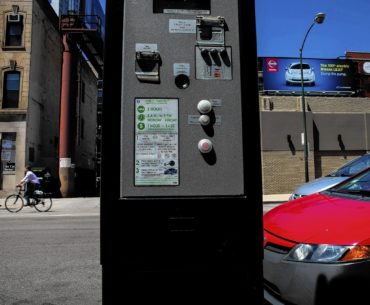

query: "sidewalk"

left=263, top=194, right=290, bottom=204
left=0, top=197, right=100, bottom=216
left=262, top=194, right=290, bottom=214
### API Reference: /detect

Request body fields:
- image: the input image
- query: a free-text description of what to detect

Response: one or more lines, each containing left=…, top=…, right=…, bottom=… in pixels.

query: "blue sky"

left=255, top=0, right=370, bottom=59
left=98, top=0, right=368, bottom=59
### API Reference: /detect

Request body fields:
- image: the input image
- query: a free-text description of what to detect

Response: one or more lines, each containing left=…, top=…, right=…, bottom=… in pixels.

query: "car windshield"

left=329, top=168, right=370, bottom=196
left=290, top=63, right=310, bottom=69
left=328, top=154, right=370, bottom=177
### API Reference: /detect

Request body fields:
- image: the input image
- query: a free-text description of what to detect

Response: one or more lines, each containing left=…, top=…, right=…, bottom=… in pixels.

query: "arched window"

left=2, top=71, right=20, bottom=108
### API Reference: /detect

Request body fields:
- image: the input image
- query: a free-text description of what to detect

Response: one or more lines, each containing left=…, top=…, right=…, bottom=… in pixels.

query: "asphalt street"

left=0, top=196, right=281, bottom=305
left=0, top=197, right=101, bottom=305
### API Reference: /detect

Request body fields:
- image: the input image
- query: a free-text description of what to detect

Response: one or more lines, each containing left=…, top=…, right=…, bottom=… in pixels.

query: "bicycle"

left=5, top=186, right=53, bottom=213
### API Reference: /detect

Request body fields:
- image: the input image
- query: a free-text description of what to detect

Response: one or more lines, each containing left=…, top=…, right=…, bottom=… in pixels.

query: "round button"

left=198, top=139, right=213, bottom=154
left=197, top=100, right=212, bottom=114
left=199, top=115, right=211, bottom=126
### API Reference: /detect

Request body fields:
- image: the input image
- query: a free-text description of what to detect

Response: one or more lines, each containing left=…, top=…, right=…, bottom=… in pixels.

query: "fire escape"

left=58, top=14, right=104, bottom=197
left=60, top=14, right=104, bottom=76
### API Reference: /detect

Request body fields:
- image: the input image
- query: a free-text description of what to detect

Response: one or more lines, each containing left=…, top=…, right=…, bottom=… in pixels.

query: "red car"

left=263, top=167, right=370, bottom=305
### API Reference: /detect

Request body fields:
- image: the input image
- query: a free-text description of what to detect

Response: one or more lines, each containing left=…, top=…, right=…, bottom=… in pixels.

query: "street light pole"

left=300, top=12, right=325, bottom=182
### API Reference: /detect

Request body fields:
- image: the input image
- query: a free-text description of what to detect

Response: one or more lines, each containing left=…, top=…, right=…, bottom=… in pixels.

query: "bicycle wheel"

left=34, top=196, right=52, bottom=212
left=5, top=195, right=24, bottom=213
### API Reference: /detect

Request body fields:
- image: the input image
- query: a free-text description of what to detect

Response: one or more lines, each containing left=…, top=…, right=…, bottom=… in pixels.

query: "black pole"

left=300, top=22, right=315, bottom=183
left=100, top=0, right=123, bottom=304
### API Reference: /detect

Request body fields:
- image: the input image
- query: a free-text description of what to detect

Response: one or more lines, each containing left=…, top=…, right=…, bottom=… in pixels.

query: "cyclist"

left=16, top=165, right=40, bottom=206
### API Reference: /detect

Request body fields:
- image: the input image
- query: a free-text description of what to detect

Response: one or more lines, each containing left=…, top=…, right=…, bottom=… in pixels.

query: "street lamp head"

left=314, top=12, right=326, bottom=24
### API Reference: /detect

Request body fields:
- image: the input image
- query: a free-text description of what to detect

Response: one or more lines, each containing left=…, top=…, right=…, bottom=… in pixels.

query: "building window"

left=2, top=71, right=20, bottom=108
left=5, top=14, right=24, bottom=47
left=1, top=133, right=16, bottom=172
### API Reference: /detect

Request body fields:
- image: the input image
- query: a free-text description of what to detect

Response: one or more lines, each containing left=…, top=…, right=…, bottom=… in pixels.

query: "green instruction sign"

left=135, top=98, right=179, bottom=186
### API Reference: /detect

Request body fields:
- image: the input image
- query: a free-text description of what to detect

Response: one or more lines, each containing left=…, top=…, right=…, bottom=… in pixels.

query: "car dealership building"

left=259, top=52, right=370, bottom=195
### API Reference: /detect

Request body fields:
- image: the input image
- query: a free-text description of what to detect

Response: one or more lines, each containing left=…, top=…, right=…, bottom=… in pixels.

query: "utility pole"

left=59, top=32, right=77, bottom=197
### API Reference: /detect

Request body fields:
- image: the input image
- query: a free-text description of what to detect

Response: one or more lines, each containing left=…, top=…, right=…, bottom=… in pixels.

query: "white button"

left=197, top=100, right=212, bottom=114
left=198, top=139, right=213, bottom=153
left=199, top=115, right=211, bottom=126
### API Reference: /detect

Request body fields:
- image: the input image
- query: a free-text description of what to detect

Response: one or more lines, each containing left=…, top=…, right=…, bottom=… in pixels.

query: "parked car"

left=285, top=62, right=315, bottom=86
left=289, top=153, right=370, bottom=200
left=264, top=167, right=370, bottom=305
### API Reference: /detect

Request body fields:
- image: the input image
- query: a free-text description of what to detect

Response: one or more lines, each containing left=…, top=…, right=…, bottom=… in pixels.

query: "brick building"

left=0, top=0, right=100, bottom=196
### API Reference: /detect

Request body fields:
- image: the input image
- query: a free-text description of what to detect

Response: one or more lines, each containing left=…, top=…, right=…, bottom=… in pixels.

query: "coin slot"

left=175, top=74, right=190, bottom=89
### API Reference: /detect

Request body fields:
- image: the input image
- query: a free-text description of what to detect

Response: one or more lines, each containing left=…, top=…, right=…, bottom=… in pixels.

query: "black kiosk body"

left=101, top=0, right=263, bottom=303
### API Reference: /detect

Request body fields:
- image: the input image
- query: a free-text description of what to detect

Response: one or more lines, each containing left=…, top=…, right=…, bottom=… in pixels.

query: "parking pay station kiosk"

left=101, top=0, right=263, bottom=304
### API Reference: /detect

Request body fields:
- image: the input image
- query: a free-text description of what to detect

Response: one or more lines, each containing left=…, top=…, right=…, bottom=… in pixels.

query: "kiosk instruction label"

left=135, top=98, right=179, bottom=186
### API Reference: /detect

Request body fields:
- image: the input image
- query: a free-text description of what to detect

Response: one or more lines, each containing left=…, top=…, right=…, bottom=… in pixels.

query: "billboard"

left=262, top=57, right=355, bottom=95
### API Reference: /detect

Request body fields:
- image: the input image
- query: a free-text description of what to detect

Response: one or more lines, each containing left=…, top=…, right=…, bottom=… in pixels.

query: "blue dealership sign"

left=262, top=57, right=355, bottom=95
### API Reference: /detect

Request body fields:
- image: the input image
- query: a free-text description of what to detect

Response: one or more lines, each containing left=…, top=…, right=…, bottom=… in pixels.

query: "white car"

left=285, top=62, right=315, bottom=86
left=289, top=153, right=370, bottom=200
